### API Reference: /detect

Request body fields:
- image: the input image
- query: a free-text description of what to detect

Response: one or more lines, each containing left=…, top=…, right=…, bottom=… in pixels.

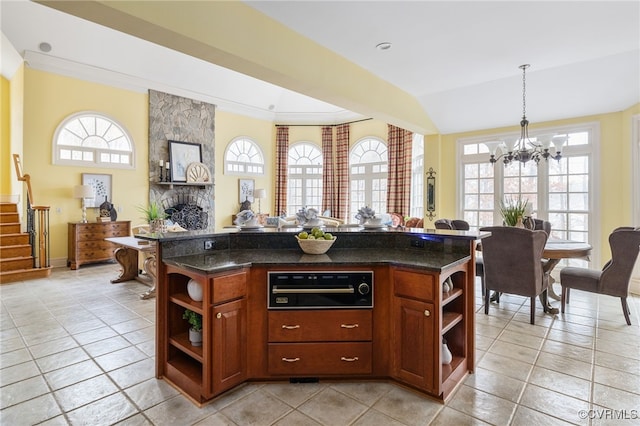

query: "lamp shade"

left=254, top=189, right=266, bottom=199
left=73, top=184, right=94, bottom=199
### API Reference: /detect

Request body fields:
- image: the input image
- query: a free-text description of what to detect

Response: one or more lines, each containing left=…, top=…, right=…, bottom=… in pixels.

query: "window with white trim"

left=224, top=137, right=265, bottom=175
left=287, top=142, right=323, bottom=213
left=350, top=137, right=388, bottom=220
left=410, top=134, right=424, bottom=218
left=458, top=124, right=598, bottom=267
left=53, top=112, right=134, bottom=168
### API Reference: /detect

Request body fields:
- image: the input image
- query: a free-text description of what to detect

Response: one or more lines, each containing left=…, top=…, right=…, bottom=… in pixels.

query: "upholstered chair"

left=451, top=219, right=470, bottom=230
left=560, top=227, right=640, bottom=325
left=434, top=219, right=453, bottom=229
left=480, top=226, right=549, bottom=324
left=533, top=219, right=552, bottom=235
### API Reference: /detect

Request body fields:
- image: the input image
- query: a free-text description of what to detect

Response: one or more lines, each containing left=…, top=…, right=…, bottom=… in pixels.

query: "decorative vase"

left=150, top=218, right=166, bottom=233
left=188, top=328, right=202, bottom=346
left=442, top=278, right=452, bottom=293
left=187, top=279, right=203, bottom=301
left=442, top=339, right=453, bottom=365
left=515, top=216, right=525, bottom=228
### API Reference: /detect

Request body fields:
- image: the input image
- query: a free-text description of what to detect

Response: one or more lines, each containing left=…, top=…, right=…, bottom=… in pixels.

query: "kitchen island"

left=140, top=226, right=486, bottom=406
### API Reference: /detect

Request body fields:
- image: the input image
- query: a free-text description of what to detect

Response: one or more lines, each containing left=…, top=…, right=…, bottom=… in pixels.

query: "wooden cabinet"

left=267, top=310, right=372, bottom=376
left=392, top=269, right=436, bottom=393
left=392, top=263, right=473, bottom=400
left=160, top=265, right=247, bottom=403
left=68, top=221, right=131, bottom=269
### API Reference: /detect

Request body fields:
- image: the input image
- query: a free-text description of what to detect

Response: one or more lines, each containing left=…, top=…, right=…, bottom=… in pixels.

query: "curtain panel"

left=275, top=126, right=289, bottom=216
left=387, top=124, right=413, bottom=216
left=321, top=126, right=335, bottom=216
left=335, top=124, right=350, bottom=221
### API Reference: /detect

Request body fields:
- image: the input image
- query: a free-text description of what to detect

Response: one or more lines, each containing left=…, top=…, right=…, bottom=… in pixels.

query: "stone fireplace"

left=148, top=90, right=215, bottom=230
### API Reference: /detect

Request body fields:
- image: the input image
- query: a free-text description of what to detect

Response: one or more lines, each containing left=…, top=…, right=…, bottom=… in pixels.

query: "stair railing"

left=13, top=154, right=50, bottom=268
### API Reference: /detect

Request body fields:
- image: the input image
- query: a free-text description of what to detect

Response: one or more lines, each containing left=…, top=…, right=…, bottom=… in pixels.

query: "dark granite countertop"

left=164, top=248, right=471, bottom=275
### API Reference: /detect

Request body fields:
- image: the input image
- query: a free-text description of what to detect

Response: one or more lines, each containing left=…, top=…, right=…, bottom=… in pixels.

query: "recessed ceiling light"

left=268, top=104, right=275, bottom=111
left=376, top=42, right=392, bottom=51
left=39, top=42, right=52, bottom=52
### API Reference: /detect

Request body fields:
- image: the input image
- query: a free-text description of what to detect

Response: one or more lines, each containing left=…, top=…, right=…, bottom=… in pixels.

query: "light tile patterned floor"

left=1, top=264, right=639, bottom=425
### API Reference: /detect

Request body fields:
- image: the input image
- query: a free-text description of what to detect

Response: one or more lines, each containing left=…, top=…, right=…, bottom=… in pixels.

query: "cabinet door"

left=212, top=298, right=247, bottom=395
left=393, top=297, right=435, bottom=393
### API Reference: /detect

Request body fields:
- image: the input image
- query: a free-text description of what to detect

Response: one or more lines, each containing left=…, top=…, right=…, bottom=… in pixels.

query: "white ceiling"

left=2, top=0, right=639, bottom=134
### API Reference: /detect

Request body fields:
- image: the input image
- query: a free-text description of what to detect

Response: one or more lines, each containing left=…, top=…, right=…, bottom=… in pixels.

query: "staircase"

left=0, top=202, right=51, bottom=284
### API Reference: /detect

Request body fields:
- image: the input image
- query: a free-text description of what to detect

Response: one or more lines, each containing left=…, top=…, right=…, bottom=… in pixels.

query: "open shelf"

left=442, top=288, right=462, bottom=306
left=441, top=311, right=463, bottom=334
left=169, top=332, right=204, bottom=362
left=170, top=293, right=203, bottom=313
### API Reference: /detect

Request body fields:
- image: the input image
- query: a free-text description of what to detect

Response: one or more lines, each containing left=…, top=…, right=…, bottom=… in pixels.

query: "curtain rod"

left=275, top=118, right=372, bottom=127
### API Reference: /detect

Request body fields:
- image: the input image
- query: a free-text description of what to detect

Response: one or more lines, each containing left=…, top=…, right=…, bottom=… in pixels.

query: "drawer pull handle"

left=282, top=357, right=300, bottom=363
left=216, top=313, right=222, bottom=319
left=340, top=324, right=359, bottom=329
left=282, top=325, right=300, bottom=330
left=341, top=356, right=359, bottom=362
left=424, top=310, right=431, bottom=317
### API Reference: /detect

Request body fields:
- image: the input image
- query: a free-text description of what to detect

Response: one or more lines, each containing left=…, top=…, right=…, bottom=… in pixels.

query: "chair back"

left=434, top=219, right=453, bottom=229
left=479, top=226, right=549, bottom=297
left=451, top=220, right=470, bottom=230
left=533, top=219, right=552, bottom=235
left=600, top=227, right=640, bottom=297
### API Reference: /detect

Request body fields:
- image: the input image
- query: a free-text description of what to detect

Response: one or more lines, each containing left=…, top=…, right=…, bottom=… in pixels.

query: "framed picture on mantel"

left=169, top=140, right=202, bottom=182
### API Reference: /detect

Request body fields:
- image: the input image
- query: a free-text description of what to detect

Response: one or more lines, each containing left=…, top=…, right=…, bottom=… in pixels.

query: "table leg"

left=140, top=254, right=157, bottom=300
left=111, top=247, right=139, bottom=283
left=540, top=258, right=561, bottom=314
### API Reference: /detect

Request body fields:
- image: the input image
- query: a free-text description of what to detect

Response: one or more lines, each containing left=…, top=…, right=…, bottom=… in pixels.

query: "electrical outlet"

left=204, top=240, right=215, bottom=250
left=410, top=239, right=424, bottom=248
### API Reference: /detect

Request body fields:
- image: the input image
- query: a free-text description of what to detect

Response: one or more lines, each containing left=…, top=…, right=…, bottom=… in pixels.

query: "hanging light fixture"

left=486, top=64, right=567, bottom=165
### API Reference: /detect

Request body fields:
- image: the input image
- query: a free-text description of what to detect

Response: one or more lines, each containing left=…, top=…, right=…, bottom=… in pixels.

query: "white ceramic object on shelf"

left=187, top=279, right=203, bottom=302
left=442, top=339, right=453, bottom=365
left=189, top=328, right=202, bottom=346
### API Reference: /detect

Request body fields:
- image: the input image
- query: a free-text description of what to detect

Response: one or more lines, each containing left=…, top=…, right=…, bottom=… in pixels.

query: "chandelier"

left=486, top=64, right=567, bottom=165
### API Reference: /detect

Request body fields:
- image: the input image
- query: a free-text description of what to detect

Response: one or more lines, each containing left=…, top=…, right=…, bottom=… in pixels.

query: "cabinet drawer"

left=76, top=240, right=113, bottom=250
left=394, top=269, right=435, bottom=302
left=268, top=342, right=371, bottom=375
left=212, top=271, right=247, bottom=304
left=268, top=310, right=372, bottom=342
left=76, top=248, right=114, bottom=261
left=77, top=226, right=128, bottom=240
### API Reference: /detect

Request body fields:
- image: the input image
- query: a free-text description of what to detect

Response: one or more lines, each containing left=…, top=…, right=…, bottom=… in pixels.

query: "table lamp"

left=73, top=184, right=94, bottom=223
left=254, top=188, right=266, bottom=214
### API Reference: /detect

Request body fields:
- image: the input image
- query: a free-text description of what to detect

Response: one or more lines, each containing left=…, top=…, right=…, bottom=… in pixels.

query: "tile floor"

left=1, top=264, right=639, bottom=425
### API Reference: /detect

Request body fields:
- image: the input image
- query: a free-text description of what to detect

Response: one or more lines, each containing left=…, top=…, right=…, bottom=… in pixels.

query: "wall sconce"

left=73, top=184, right=94, bottom=223
left=254, top=188, right=266, bottom=214
left=426, top=168, right=436, bottom=221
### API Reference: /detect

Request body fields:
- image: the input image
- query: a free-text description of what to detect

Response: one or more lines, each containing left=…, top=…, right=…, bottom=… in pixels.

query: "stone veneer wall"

left=148, top=90, right=215, bottom=229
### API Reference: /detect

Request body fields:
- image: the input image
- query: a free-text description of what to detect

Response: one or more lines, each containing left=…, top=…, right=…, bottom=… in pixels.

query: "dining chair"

left=533, top=219, right=552, bottom=235
left=560, top=227, right=640, bottom=325
left=479, top=226, right=549, bottom=324
left=434, top=219, right=453, bottom=229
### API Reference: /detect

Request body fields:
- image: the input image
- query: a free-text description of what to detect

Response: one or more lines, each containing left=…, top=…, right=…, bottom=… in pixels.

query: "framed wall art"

left=82, top=173, right=112, bottom=208
left=239, top=179, right=254, bottom=204
left=168, top=140, right=202, bottom=182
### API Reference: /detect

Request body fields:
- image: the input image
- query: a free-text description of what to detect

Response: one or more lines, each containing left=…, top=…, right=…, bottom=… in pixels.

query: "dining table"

left=478, top=236, right=592, bottom=315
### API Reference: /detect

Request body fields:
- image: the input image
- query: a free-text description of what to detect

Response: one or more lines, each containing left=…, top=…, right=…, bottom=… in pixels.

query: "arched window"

left=288, top=142, right=323, bottom=213
left=224, top=136, right=265, bottom=175
left=53, top=111, right=134, bottom=168
left=350, top=137, right=388, bottom=219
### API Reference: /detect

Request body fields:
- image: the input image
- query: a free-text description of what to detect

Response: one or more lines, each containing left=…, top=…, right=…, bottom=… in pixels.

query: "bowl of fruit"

left=295, top=228, right=336, bottom=254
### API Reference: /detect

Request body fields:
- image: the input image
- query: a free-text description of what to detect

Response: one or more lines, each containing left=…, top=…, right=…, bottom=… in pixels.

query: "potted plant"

left=136, top=202, right=167, bottom=232
left=182, top=309, right=203, bottom=346
left=499, top=196, right=528, bottom=227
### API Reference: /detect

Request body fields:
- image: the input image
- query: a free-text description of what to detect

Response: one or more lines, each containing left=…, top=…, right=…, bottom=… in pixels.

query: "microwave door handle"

left=272, top=286, right=354, bottom=294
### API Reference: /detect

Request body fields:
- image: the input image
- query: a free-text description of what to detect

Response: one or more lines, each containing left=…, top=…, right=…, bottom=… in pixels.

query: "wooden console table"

left=105, top=236, right=157, bottom=299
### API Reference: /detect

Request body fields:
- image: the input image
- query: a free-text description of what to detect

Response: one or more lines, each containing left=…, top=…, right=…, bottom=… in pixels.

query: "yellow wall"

left=23, top=69, right=148, bottom=264
left=434, top=106, right=640, bottom=266
left=1, top=76, right=10, bottom=195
